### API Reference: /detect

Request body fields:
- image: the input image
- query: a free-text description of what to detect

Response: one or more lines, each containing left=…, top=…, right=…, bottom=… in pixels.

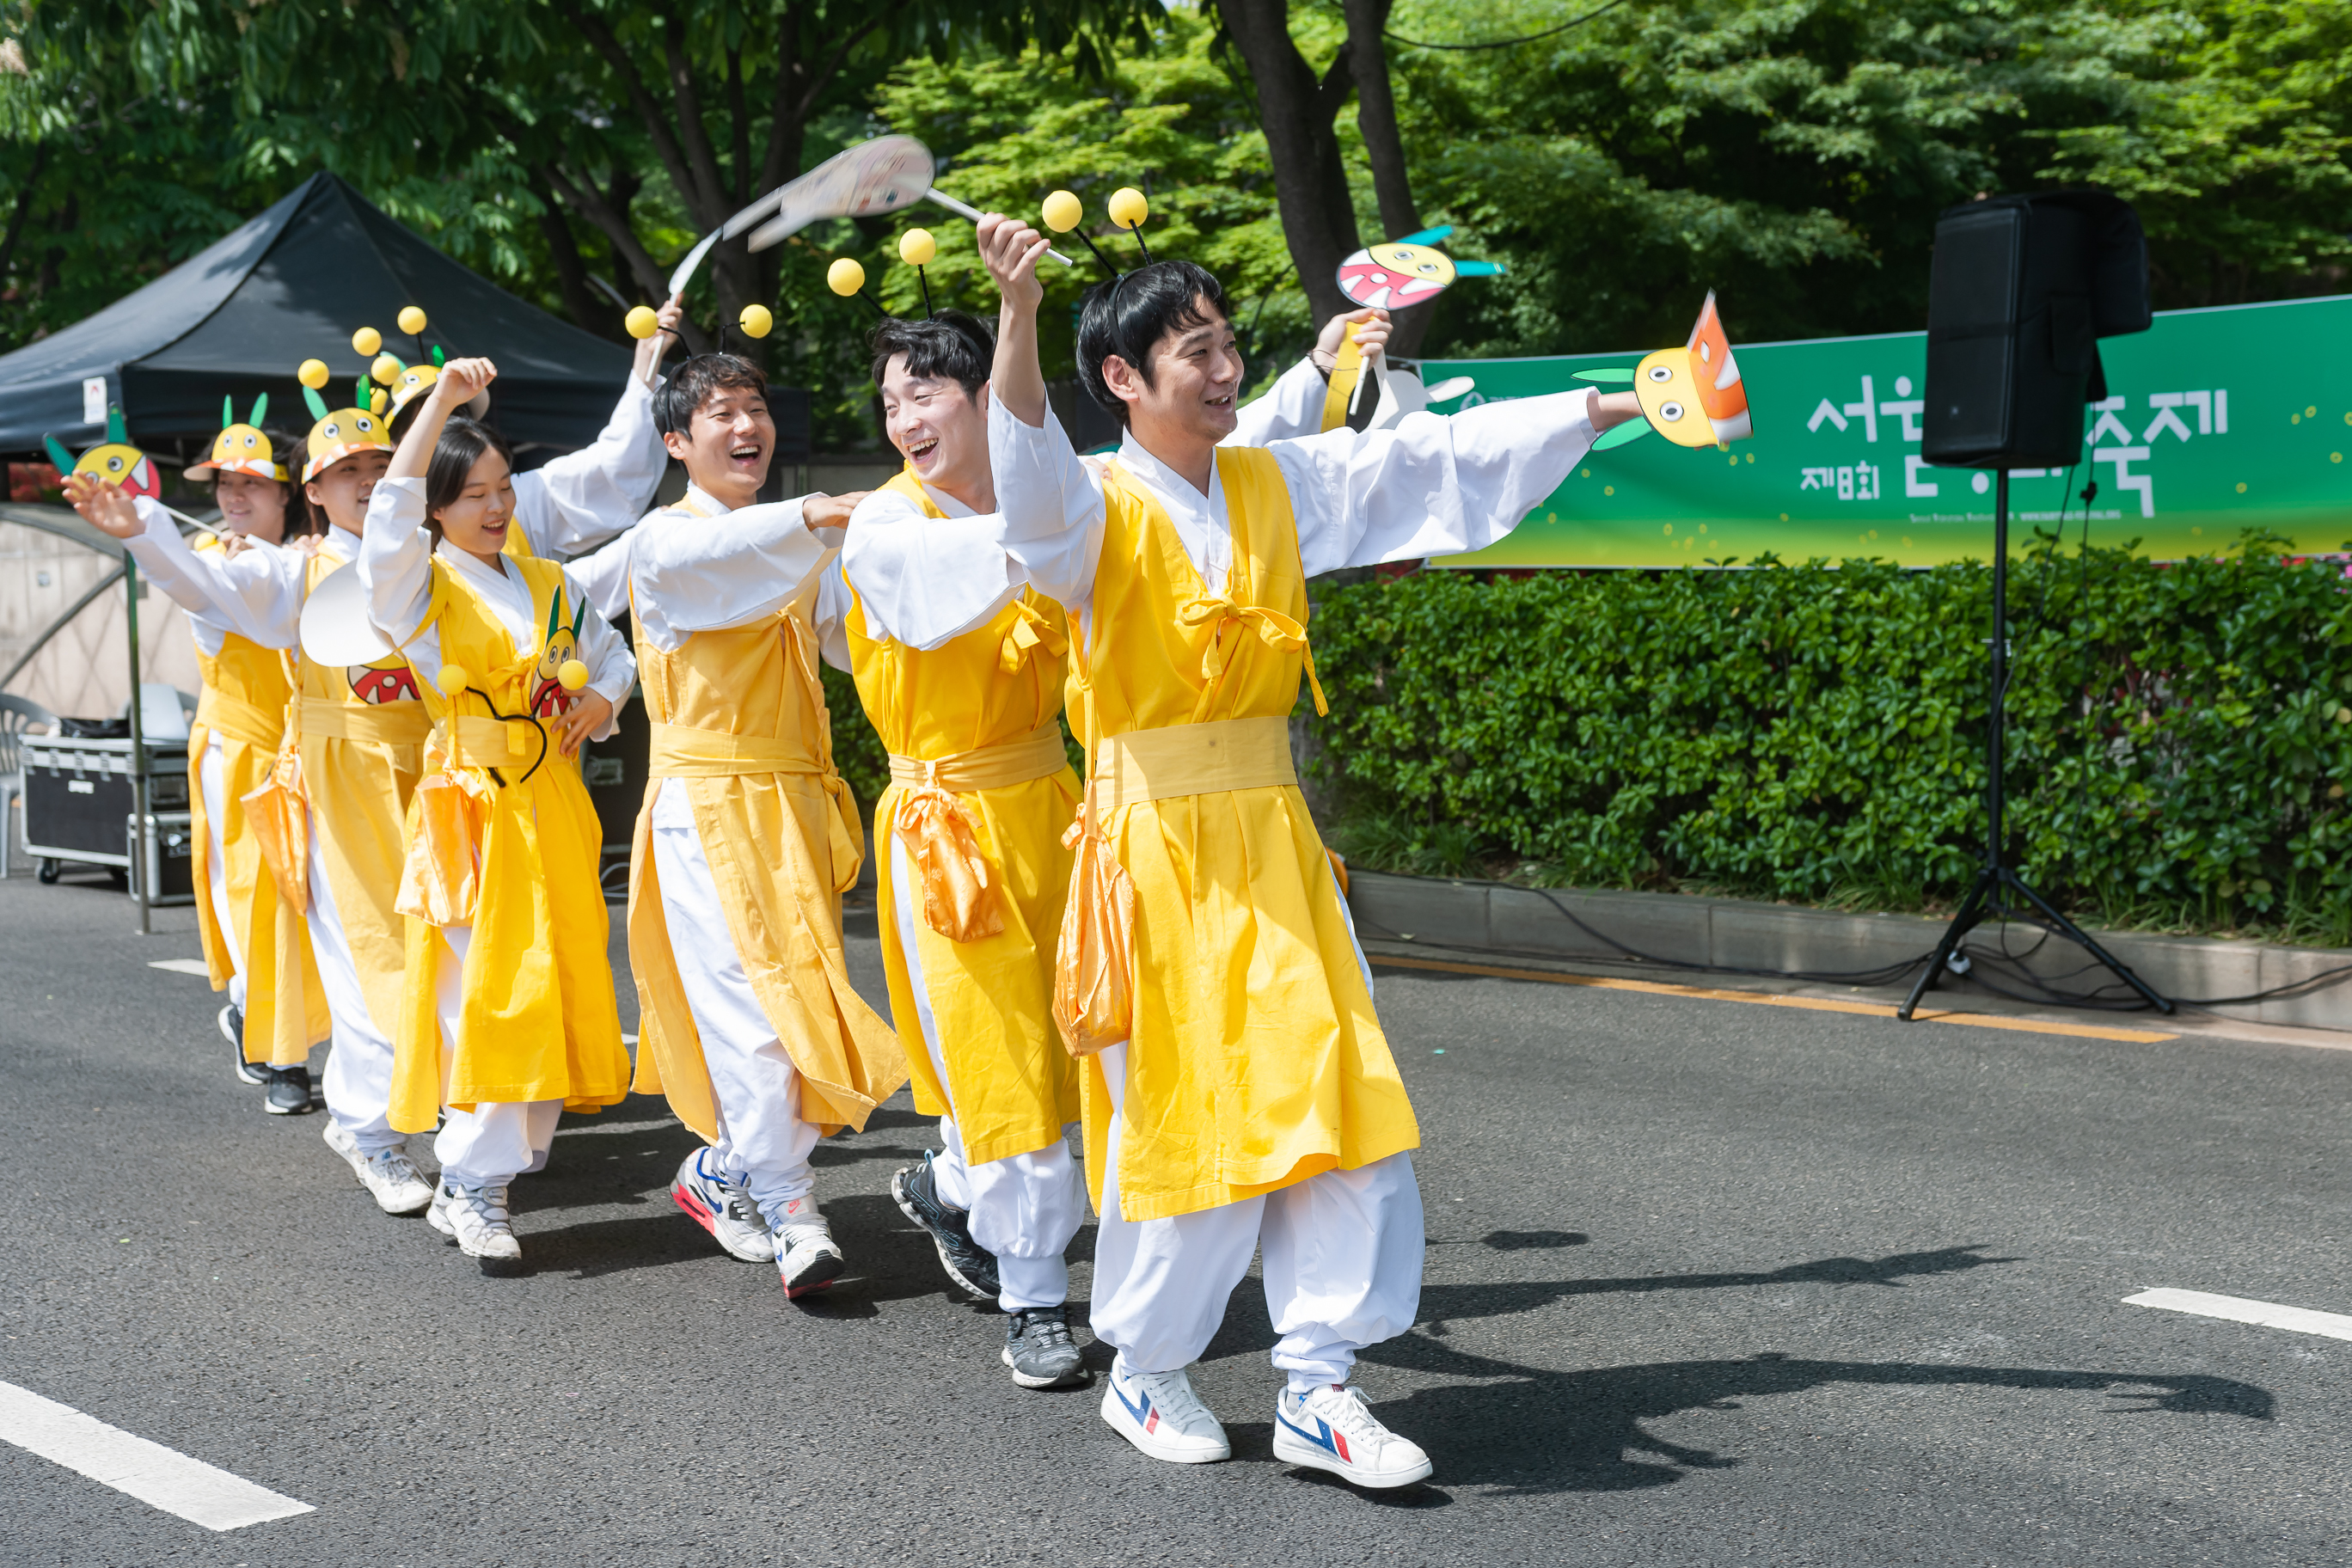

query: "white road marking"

left=2124, top=1287, right=2352, bottom=1343
left=147, top=959, right=211, bottom=977
left=0, top=1381, right=312, bottom=1531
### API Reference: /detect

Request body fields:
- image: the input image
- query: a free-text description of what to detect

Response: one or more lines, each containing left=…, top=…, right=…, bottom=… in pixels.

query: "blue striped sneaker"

left=1272, top=1383, right=1431, bottom=1489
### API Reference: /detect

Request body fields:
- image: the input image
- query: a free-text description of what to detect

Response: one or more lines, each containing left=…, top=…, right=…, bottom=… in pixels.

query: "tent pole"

left=125, top=554, right=149, bottom=935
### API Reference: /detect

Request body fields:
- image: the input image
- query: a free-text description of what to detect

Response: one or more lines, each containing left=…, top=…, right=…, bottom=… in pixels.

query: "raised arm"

left=1277, top=388, right=1636, bottom=576
left=1228, top=309, right=1392, bottom=446
left=68, top=480, right=303, bottom=647
left=511, top=317, right=676, bottom=559
left=358, top=477, right=438, bottom=648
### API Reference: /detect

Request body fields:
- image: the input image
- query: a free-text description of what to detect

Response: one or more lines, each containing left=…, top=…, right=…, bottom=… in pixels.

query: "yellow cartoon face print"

left=530, top=594, right=591, bottom=720
left=1632, top=347, right=1720, bottom=449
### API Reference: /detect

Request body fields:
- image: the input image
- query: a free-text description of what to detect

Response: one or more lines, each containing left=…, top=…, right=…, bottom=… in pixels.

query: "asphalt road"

left=3, top=870, right=2348, bottom=1566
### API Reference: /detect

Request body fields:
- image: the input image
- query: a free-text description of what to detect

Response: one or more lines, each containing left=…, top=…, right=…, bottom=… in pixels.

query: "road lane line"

left=2124, top=1288, right=2352, bottom=1342
left=146, top=959, right=212, bottom=977
left=1367, top=952, right=2177, bottom=1043
left=0, top=1381, right=314, bottom=1531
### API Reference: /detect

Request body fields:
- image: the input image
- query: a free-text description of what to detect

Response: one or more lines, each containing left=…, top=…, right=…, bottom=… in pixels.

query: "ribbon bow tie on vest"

left=998, top=597, right=1068, bottom=675
left=1175, top=593, right=1327, bottom=722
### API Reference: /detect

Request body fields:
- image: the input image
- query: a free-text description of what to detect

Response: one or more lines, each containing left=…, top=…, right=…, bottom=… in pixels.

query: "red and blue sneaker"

left=1272, top=1383, right=1432, bottom=1489
left=670, top=1149, right=775, bottom=1263
left=1099, top=1360, right=1228, bottom=1464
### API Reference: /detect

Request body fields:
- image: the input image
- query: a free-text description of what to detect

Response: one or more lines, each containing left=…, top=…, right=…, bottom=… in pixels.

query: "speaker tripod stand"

left=1897, top=470, right=2174, bottom=1020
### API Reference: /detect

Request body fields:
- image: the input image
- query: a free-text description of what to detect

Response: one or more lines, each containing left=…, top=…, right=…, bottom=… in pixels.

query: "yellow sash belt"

left=646, top=721, right=866, bottom=892
left=886, top=722, right=1068, bottom=945
left=298, top=696, right=432, bottom=748
left=443, top=714, right=537, bottom=770
left=193, top=688, right=284, bottom=751
left=1087, top=714, right=1296, bottom=810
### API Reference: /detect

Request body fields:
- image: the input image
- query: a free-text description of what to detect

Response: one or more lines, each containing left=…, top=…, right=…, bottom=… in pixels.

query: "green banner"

left=1424, top=294, right=2352, bottom=568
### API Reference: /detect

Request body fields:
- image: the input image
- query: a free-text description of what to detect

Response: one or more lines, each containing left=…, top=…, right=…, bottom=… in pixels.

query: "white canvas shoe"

left=1099, top=1363, right=1230, bottom=1464
left=771, top=1197, right=844, bottom=1299
left=432, top=1179, right=523, bottom=1275
left=322, top=1120, right=433, bottom=1215
left=1271, top=1383, right=1432, bottom=1489
left=670, top=1149, right=775, bottom=1262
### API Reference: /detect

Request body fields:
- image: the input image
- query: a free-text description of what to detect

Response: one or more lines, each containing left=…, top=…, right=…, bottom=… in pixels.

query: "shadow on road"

left=1355, top=1339, right=2274, bottom=1496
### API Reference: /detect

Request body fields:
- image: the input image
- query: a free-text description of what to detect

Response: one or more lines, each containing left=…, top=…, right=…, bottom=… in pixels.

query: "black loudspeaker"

left=1923, top=190, right=2152, bottom=469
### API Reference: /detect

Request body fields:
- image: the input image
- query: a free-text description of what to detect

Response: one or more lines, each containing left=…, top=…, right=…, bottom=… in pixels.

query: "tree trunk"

left=1214, top=0, right=1360, bottom=325
left=1338, top=0, right=1435, bottom=356
left=526, top=167, right=616, bottom=339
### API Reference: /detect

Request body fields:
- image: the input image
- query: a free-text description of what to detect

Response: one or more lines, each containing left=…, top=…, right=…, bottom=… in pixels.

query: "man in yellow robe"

left=569, top=353, right=905, bottom=1299
left=977, top=217, right=1643, bottom=1488
left=827, top=307, right=1395, bottom=1387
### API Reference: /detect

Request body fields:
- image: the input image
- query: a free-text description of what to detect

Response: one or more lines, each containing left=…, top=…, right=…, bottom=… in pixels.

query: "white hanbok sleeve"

left=836, top=486, right=1022, bottom=652
left=1227, top=357, right=1330, bottom=447
left=564, top=584, right=635, bottom=738
left=565, top=530, right=635, bottom=627
left=985, top=399, right=1107, bottom=613
left=357, top=477, right=438, bottom=649
left=1271, top=388, right=1603, bottom=577
left=628, top=498, right=833, bottom=652
left=120, top=498, right=305, bottom=650
left=511, top=378, right=666, bottom=558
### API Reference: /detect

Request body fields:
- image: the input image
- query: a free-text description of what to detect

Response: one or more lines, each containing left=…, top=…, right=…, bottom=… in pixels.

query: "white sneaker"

left=1272, top=1383, right=1431, bottom=1489
left=432, top=1179, right=523, bottom=1275
left=771, top=1197, right=844, bottom=1298
left=322, top=1120, right=433, bottom=1215
left=670, top=1149, right=774, bottom=1262
left=1099, top=1363, right=1230, bottom=1464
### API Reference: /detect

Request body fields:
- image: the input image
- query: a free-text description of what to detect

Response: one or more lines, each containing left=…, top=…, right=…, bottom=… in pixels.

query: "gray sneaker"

left=1002, top=1305, right=1087, bottom=1389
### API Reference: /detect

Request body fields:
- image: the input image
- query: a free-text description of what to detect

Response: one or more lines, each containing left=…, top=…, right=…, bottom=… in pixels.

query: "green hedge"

left=1306, top=538, right=2352, bottom=946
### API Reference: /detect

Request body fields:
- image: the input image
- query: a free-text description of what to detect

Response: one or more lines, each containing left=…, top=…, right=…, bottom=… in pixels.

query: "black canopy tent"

left=0, top=171, right=808, bottom=467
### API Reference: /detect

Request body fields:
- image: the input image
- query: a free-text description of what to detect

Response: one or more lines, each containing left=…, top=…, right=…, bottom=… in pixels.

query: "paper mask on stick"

left=1334, top=225, right=1504, bottom=311
left=1578, top=292, right=1755, bottom=450
left=736, top=135, right=935, bottom=253
left=44, top=405, right=162, bottom=500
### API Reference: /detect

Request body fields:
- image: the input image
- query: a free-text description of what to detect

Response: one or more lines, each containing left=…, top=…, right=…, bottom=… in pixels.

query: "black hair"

left=1074, top=260, right=1230, bottom=427
left=653, top=352, right=769, bottom=437
left=867, top=309, right=994, bottom=399
left=423, top=415, right=516, bottom=538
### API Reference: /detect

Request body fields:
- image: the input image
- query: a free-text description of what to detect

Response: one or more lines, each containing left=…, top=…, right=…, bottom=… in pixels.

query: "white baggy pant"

left=1087, top=1040, right=1425, bottom=1394
left=431, top=924, right=561, bottom=1186
left=304, top=815, right=405, bottom=1155
left=648, top=781, right=820, bottom=1234
left=891, top=836, right=1087, bottom=1313
left=197, top=738, right=248, bottom=1014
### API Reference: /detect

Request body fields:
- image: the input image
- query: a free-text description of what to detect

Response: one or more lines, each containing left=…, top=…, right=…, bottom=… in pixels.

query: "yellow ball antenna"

left=1041, top=191, right=1082, bottom=233
left=827, top=257, right=867, bottom=297
left=370, top=353, right=402, bottom=387
left=351, top=326, right=382, bottom=357
left=397, top=305, right=428, bottom=335
left=297, top=359, right=330, bottom=390
left=434, top=663, right=471, bottom=697
left=899, top=228, right=937, bottom=266
left=624, top=306, right=660, bottom=340
left=738, top=303, right=774, bottom=340
left=1107, top=187, right=1149, bottom=231
left=557, top=658, right=590, bottom=692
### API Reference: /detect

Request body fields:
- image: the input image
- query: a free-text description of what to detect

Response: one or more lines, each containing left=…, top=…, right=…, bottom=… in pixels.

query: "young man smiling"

left=574, top=352, right=905, bottom=1298
left=819, top=304, right=1405, bottom=1388
left=975, top=216, right=1641, bottom=1487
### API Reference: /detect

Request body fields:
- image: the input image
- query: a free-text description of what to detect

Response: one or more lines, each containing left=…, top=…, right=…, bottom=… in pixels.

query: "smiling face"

left=303, top=447, right=391, bottom=534
left=431, top=448, right=516, bottom=566
left=662, top=384, right=775, bottom=509
left=1106, top=296, right=1245, bottom=450
left=212, top=470, right=288, bottom=544
left=879, top=355, right=990, bottom=505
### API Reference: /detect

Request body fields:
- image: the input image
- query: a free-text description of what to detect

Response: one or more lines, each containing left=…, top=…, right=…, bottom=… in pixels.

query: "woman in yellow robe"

left=360, top=358, right=638, bottom=1272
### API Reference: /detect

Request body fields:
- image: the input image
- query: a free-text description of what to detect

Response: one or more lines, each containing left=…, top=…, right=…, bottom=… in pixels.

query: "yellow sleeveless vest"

left=185, top=537, right=328, bottom=1068
left=385, top=552, right=630, bottom=1128
left=842, top=468, right=1081, bottom=1166
left=1070, top=447, right=1418, bottom=1222
left=623, top=505, right=905, bottom=1141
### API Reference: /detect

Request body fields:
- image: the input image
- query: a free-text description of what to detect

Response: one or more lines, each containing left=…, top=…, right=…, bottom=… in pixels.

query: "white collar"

left=321, top=526, right=357, bottom=563
left=916, top=476, right=979, bottom=518
left=1115, top=429, right=1225, bottom=535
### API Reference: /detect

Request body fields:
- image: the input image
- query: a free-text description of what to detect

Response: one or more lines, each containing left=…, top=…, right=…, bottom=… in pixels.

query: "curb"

left=1344, top=869, right=2350, bottom=1032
